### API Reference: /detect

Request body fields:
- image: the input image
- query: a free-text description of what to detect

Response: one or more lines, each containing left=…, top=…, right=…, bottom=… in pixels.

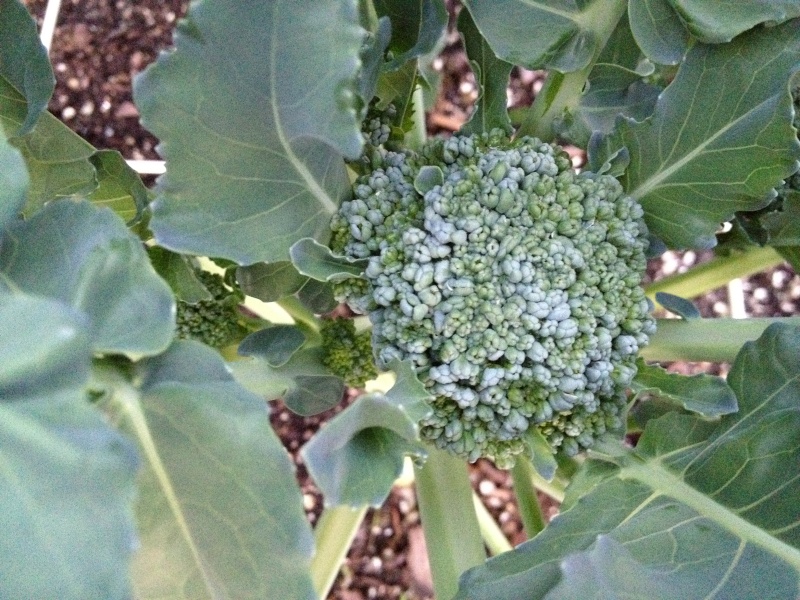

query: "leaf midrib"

left=618, top=455, right=800, bottom=570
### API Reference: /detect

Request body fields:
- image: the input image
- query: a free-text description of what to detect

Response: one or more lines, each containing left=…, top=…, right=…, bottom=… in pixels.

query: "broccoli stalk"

left=331, top=129, right=655, bottom=467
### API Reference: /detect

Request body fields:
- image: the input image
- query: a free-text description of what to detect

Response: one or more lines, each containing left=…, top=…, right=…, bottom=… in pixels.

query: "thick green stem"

left=643, top=317, right=800, bottom=363
left=517, top=0, right=627, bottom=142
left=511, top=459, right=546, bottom=538
left=472, top=493, right=513, bottom=556
left=645, top=246, right=784, bottom=305
left=311, top=505, right=369, bottom=599
left=277, top=296, right=322, bottom=344
left=414, top=447, right=486, bottom=600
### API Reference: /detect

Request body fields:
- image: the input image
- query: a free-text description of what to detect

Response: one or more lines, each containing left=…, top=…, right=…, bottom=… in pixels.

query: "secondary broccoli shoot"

left=320, top=317, right=378, bottom=388
left=330, top=129, right=655, bottom=467
left=175, top=271, right=247, bottom=349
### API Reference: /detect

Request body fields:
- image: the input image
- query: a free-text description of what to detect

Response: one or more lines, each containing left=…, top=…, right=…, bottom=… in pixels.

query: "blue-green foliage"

left=175, top=271, right=247, bottom=349
left=331, top=130, right=655, bottom=467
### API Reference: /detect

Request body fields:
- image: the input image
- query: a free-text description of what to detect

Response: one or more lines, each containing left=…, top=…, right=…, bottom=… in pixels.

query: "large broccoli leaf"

left=0, top=200, right=174, bottom=355
left=0, top=0, right=54, bottom=136
left=0, top=294, right=139, bottom=600
left=601, top=19, right=800, bottom=249
left=136, top=0, right=364, bottom=265
left=111, top=341, right=316, bottom=600
left=456, top=323, right=800, bottom=600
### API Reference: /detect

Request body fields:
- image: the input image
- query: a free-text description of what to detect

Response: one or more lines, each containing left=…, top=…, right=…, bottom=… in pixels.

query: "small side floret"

left=320, top=317, right=378, bottom=388
left=175, top=271, right=247, bottom=349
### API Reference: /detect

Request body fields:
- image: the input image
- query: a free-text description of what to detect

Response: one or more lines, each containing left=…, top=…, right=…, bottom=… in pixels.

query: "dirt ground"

left=20, top=1, right=800, bottom=598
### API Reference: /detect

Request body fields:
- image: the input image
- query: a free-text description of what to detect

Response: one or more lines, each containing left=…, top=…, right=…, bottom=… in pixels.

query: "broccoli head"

left=330, top=129, right=655, bottom=467
left=320, top=317, right=378, bottom=388
left=175, top=271, right=247, bottom=349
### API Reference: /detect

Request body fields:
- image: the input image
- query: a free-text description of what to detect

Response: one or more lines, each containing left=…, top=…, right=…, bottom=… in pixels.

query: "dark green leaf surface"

left=302, top=393, right=426, bottom=507
left=628, top=0, right=691, bottom=64
left=136, top=0, right=364, bottom=264
left=632, top=360, right=738, bottom=417
left=457, top=324, right=800, bottom=600
left=763, top=189, right=800, bottom=245
left=0, top=133, right=28, bottom=230
left=462, top=0, right=619, bottom=71
left=0, top=0, right=54, bottom=135
left=230, top=348, right=345, bottom=416
left=654, top=291, right=701, bottom=319
left=238, top=324, right=307, bottom=367
left=131, top=341, right=316, bottom=600
left=617, top=20, right=800, bottom=249
left=357, top=16, right=392, bottom=105
left=148, top=247, right=212, bottom=304
left=375, top=0, right=447, bottom=67
left=670, top=0, right=800, bottom=44
left=88, top=150, right=148, bottom=224
left=0, top=295, right=137, bottom=600
left=0, top=200, right=174, bottom=355
left=238, top=261, right=308, bottom=301
left=290, top=238, right=368, bottom=282
left=300, top=361, right=431, bottom=507
left=0, top=79, right=97, bottom=213
left=458, top=8, right=513, bottom=135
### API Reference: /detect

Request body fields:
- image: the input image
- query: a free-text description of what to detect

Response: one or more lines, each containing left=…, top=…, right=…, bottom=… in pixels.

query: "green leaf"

left=0, top=79, right=97, bottom=214
left=129, top=341, right=316, bottom=600
left=374, top=0, right=447, bottom=68
left=763, top=189, right=800, bottom=245
left=0, top=132, right=28, bottom=230
left=357, top=16, right=392, bottom=105
left=654, top=291, right=700, bottom=319
left=521, top=427, right=558, bottom=481
left=0, top=295, right=138, bottom=600
left=669, top=0, right=800, bottom=44
left=147, top=247, right=212, bottom=304
left=238, top=324, right=307, bottom=367
left=384, top=359, right=433, bottom=424
left=632, top=360, right=738, bottom=417
left=461, top=0, right=617, bottom=71
left=558, top=64, right=660, bottom=147
left=456, top=323, right=800, bottom=600
left=458, top=8, right=513, bottom=136
left=614, top=20, right=800, bottom=249
left=0, top=294, right=90, bottom=399
left=413, top=165, right=443, bottom=194
left=776, top=245, right=800, bottom=272
left=0, top=0, right=54, bottom=135
left=88, top=150, right=148, bottom=225
left=628, top=0, right=690, bottom=65
left=230, top=348, right=345, bottom=416
left=237, top=261, right=308, bottom=301
left=136, top=0, right=364, bottom=265
left=0, top=200, right=175, bottom=355
left=301, top=392, right=426, bottom=507
left=290, top=238, right=368, bottom=282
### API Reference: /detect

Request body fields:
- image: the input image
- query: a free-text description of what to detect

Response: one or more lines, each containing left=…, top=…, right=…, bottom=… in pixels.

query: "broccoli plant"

left=2, top=1, right=800, bottom=599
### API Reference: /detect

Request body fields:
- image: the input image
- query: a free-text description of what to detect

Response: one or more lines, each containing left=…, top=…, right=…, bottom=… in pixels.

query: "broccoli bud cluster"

left=331, top=130, right=655, bottom=467
left=175, top=271, right=247, bottom=349
left=320, top=317, right=378, bottom=388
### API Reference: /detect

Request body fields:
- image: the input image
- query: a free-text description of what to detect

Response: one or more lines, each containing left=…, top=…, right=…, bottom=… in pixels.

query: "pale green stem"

left=511, top=459, right=546, bottom=538
left=311, top=505, right=369, bottom=599
left=645, top=246, right=784, bottom=305
left=414, top=447, right=486, bottom=600
left=517, top=0, right=627, bottom=142
left=277, top=296, right=322, bottom=344
left=472, top=492, right=513, bottom=556
left=642, top=317, right=800, bottom=363
left=529, top=466, right=566, bottom=504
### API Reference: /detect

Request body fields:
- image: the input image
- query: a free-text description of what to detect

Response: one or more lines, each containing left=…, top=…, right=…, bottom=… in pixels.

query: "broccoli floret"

left=331, top=129, right=655, bottom=468
left=320, top=317, right=378, bottom=388
left=175, top=271, right=247, bottom=349
left=362, top=102, right=398, bottom=148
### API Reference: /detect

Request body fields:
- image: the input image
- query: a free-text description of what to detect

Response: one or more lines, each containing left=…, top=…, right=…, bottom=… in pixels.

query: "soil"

left=20, top=1, right=800, bottom=598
